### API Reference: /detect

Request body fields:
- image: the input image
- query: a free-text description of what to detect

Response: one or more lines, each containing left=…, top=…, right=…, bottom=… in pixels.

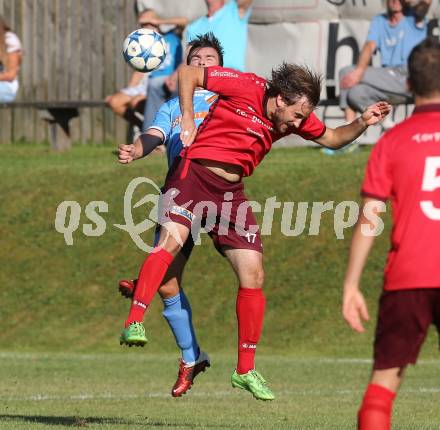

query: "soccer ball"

left=122, top=29, right=167, bottom=73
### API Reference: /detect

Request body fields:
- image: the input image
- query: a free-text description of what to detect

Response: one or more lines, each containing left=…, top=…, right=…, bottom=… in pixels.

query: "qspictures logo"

left=54, top=176, right=387, bottom=252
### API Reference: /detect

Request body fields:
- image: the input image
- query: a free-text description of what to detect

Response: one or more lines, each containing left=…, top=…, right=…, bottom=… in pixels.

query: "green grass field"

left=1, top=144, right=439, bottom=429
left=1, top=352, right=440, bottom=430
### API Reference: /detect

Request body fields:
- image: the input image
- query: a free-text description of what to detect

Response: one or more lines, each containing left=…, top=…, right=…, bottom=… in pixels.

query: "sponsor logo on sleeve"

left=210, top=70, right=239, bottom=78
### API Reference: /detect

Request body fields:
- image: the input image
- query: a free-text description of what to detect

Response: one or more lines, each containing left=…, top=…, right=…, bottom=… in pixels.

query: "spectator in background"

left=140, top=9, right=186, bottom=131
left=157, top=1, right=253, bottom=109
left=0, top=15, right=22, bottom=103
left=105, top=10, right=151, bottom=132
left=106, top=70, right=148, bottom=132
left=185, top=0, right=253, bottom=72
left=339, top=0, right=431, bottom=124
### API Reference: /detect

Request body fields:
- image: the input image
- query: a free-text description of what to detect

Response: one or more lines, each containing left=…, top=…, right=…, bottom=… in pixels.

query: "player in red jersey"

left=342, top=37, right=440, bottom=430
left=120, top=60, right=390, bottom=401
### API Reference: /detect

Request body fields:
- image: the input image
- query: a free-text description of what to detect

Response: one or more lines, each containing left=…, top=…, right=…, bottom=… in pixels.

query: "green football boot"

left=120, top=322, right=147, bottom=347
left=231, top=369, right=275, bottom=401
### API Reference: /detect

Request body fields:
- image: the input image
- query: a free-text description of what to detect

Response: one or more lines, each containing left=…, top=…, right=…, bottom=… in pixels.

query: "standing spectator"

left=140, top=9, right=186, bottom=131
left=342, top=37, right=440, bottom=430
left=339, top=0, right=431, bottom=123
left=185, top=0, right=253, bottom=72
left=0, top=15, right=22, bottom=103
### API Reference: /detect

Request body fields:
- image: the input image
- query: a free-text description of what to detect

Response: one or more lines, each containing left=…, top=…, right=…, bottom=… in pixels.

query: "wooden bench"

left=0, top=100, right=106, bottom=151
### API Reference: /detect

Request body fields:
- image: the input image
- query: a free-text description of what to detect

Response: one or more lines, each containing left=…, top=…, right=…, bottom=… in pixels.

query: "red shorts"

left=373, top=289, right=440, bottom=370
left=160, top=157, right=263, bottom=254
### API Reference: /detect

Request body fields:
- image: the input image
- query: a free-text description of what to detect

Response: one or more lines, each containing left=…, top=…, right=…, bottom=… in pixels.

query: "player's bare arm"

left=341, top=41, right=376, bottom=89
left=342, top=198, right=386, bottom=333
left=178, top=65, right=205, bottom=146
left=118, top=128, right=164, bottom=164
left=315, top=101, right=391, bottom=149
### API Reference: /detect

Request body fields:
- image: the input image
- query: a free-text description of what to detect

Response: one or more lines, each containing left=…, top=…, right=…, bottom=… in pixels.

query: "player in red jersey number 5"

left=342, top=38, right=440, bottom=430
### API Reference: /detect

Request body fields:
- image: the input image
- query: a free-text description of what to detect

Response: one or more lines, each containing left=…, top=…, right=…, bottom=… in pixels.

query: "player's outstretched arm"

left=118, top=129, right=164, bottom=164
left=178, top=65, right=205, bottom=147
left=342, top=198, right=385, bottom=332
left=315, top=102, right=391, bottom=149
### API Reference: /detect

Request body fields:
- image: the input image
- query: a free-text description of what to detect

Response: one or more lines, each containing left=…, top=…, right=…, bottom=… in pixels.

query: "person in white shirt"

left=0, top=16, right=22, bottom=103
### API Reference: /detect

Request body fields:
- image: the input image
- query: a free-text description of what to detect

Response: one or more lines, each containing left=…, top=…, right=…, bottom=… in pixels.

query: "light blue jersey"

left=367, top=14, right=428, bottom=67
left=148, top=90, right=218, bottom=167
left=186, top=1, right=251, bottom=72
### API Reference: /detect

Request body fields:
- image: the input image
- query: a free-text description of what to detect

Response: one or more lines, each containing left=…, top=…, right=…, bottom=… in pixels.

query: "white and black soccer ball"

left=122, top=29, right=167, bottom=73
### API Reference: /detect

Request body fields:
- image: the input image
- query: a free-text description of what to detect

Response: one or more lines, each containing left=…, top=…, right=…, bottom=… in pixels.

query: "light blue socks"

left=162, top=289, right=200, bottom=364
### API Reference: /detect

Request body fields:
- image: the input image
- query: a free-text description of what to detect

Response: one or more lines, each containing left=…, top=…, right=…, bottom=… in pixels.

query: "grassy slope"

left=0, top=144, right=438, bottom=358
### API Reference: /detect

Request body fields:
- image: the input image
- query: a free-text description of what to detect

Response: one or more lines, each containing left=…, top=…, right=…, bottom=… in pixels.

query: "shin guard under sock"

left=358, top=383, right=396, bottom=430
left=236, top=287, right=266, bottom=374
left=162, top=290, right=200, bottom=364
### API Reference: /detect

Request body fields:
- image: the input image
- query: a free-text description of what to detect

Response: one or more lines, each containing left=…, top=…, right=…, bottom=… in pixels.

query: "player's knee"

left=158, top=281, right=180, bottom=299
left=250, top=266, right=265, bottom=289
left=159, top=228, right=189, bottom=256
left=256, top=268, right=265, bottom=289
left=161, top=241, right=182, bottom=257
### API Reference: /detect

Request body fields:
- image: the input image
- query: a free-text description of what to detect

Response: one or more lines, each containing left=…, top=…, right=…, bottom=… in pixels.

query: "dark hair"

left=266, top=63, right=322, bottom=107
left=408, top=37, right=440, bottom=97
left=186, top=32, right=224, bottom=66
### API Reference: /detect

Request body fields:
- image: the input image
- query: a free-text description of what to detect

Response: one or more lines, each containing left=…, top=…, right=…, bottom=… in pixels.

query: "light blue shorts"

left=0, top=81, right=17, bottom=103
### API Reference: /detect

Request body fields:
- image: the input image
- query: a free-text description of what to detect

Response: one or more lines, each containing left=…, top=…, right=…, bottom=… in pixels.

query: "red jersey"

left=185, top=66, right=326, bottom=177
left=362, top=104, right=440, bottom=291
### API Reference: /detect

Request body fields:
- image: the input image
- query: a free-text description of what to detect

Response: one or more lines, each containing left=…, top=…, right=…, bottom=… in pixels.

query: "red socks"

left=358, top=384, right=396, bottom=430
left=125, top=248, right=174, bottom=327
left=236, top=287, right=266, bottom=374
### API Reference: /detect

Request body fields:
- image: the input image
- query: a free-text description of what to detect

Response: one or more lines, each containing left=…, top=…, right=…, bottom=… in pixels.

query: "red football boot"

left=171, top=351, right=210, bottom=397
left=118, top=279, right=137, bottom=298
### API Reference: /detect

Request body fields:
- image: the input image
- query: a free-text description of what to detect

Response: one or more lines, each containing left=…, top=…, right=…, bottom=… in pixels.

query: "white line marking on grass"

left=1, top=352, right=438, bottom=365
left=2, top=387, right=440, bottom=403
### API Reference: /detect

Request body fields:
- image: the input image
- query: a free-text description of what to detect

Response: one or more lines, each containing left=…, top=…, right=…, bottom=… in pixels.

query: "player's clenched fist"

left=118, top=144, right=137, bottom=164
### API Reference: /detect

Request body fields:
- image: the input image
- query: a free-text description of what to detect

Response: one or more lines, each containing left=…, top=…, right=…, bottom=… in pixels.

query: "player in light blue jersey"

left=117, top=33, right=223, bottom=397
left=148, top=87, right=218, bottom=168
